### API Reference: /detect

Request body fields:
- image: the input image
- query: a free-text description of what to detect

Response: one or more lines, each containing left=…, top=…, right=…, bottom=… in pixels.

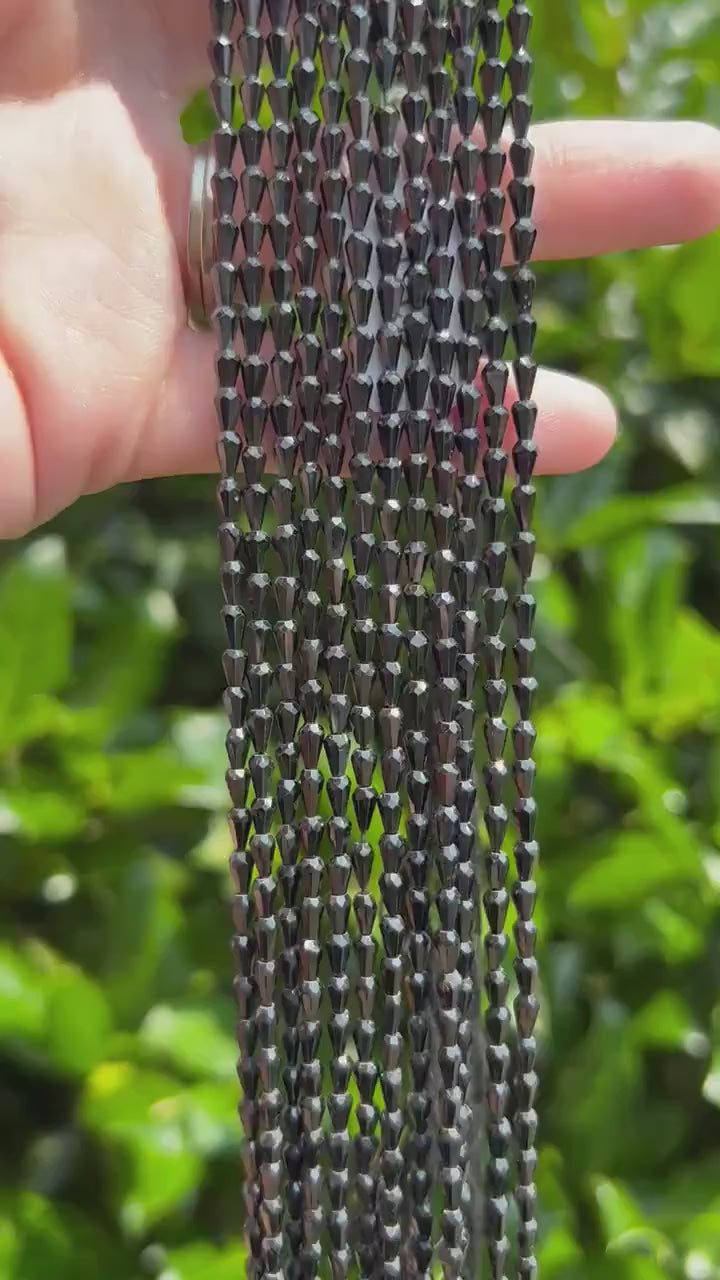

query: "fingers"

left=130, top=330, right=617, bottom=491
left=529, top=119, right=720, bottom=260
left=172, top=118, right=720, bottom=283
left=0, top=298, right=618, bottom=538
left=0, top=86, right=185, bottom=538
left=0, top=349, right=36, bottom=539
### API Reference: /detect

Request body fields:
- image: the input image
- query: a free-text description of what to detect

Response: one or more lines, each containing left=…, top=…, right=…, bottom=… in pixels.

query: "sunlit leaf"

left=559, top=487, right=720, bottom=552
left=537, top=1225, right=583, bottom=1278
left=0, top=946, right=45, bottom=1044
left=44, top=965, right=112, bottom=1077
left=1, top=1193, right=130, bottom=1279
left=647, top=609, right=720, bottom=737
left=120, top=1135, right=202, bottom=1236
left=641, top=900, right=705, bottom=964
left=160, top=1241, right=248, bottom=1280
left=631, top=991, right=697, bottom=1052
left=81, top=1064, right=209, bottom=1231
left=0, top=944, right=113, bottom=1077
left=579, top=0, right=633, bottom=66
left=100, top=857, right=184, bottom=1023
left=180, top=91, right=215, bottom=144
left=670, top=235, right=720, bottom=375
left=568, top=832, right=703, bottom=910
left=594, top=1177, right=646, bottom=1240
left=181, top=1082, right=242, bottom=1158
left=0, top=785, right=87, bottom=841
left=0, top=540, right=72, bottom=751
left=139, top=1005, right=237, bottom=1083
left=551, top=1001, right=643, bottom=1174
left=703, top=1050, right=720, bottom=1110
left=73, top=590, right=178, bottom=744
left=65, top=743, right=200, bottom=815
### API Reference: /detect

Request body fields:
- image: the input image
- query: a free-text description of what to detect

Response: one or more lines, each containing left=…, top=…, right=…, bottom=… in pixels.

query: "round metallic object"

left=186, top=144, right=215, bottom=332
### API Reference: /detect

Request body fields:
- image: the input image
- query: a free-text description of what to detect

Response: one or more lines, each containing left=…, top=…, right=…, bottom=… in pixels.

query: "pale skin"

left=0, top=0, right=720, bottom=539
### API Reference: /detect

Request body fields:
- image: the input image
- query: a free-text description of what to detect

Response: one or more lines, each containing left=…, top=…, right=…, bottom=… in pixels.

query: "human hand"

left=1, top=0, right=719, bottom=538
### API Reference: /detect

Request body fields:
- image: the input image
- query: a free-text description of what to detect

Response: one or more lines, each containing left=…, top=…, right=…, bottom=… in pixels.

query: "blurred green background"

left=2, top=2, right=720, bottom=1278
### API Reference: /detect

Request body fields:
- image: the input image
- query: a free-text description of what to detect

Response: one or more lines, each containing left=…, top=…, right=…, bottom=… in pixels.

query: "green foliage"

left=3, top=3, right=720, bottom=1278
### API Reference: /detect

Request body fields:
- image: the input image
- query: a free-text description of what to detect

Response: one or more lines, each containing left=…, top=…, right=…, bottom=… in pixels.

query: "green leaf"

left=0, top=946, right=45, bottom=1045
left=617, top=1259, right=676, bottom=1280
left=559, top=487, right=720, bottom=552
left=0, top=944, right=112, bottom=1076
left=189, top=814, right=232, bottom=873
left=539, top=455, right=629, bottom=553
left=180, top=90, right=215, bottom=144
left=641, top=901, right=705, bottom=964
left=593, top=1178, right=645, bottom=1240
left=670, top=234, right=720, bottom=376
left=160, top=1242, right=248, bottom=1280
left=121, top=1132, right=202, bottom=1236
left=593, top=1177, right=675, bottom=1269
left=81, top=1063, right=205, bottom=1232
left=80, top=1066, right=239, bottom=1231
left=537, top=1226, right=583, bottom=1278
left=568, top=832, right=703, bottom=911
left=0, top=783, right=87, bottom=841
left=552, top=1001, right=643, bottom=1175
left=0, top=1206, right=17, bottom=1271
left=66, top=742, right=201, bottom=815
left=648, top=609, right=720, bottom=737
left=5, top=1195, right=73, bottom=1279
left=172, top=712, right=229, bottom=811
left=703, top=1049, right=720, bottom=1110
left=181, top=1081, right=242, bottom=1158
left=631, top=991, right=698, bottom=1052
left=538, top=684, right=703, bottom=853
left=0, top=539, right=72, bottom=751
left=636, top=235, right=720, bottom=378
left=74, top=589, right=178, bottom=744
left=44, top=965, right=112, bottom=1077
left=0, top=1193, right=131, bottom=1280
left=652, top=1154, right=720, bottom=1248
left=138, top=1005, right=237, bottom=1082
left=101, top=856, right=184, bottom=1023
left=601, top=531, right=689, bottom=718
left=579, top=0, right=633, bottom=66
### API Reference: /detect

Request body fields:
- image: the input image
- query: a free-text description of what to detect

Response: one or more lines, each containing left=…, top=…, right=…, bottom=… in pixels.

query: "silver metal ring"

left=187, top=145, right=215, bottom=332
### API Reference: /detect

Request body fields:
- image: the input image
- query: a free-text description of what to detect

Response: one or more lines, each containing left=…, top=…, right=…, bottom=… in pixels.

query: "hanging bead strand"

left=506, top=4, right=540, bottom=1279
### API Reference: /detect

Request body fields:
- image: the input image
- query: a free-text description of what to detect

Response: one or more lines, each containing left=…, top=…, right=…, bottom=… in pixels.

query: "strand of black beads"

left=423, top=2, right=482, bottom=1275
left=247, top=582, right=285, bottom=1280
left=454, top=522, right=485, bottom=1280
left=273, top=519, right=305, bottom=1280
left=505, top=5, right=540, bottom=1278
left=430, top=545, right=467, bottom=1280
left=316, top=6, right=354, bottom=1277
left=420, top=2, right=458, bottom=1266
left=349, top=606, right=381, bottom=1278
left=397, top=1, right=435, bottom=1274
left=264, top=0, right=305, bottom=1274
left=290, top=3, right=327, bottom=1273
left=368, top=3, right=407, bottom=1277
left=476, top=5, right=514, bottom=1280
left=427, top=471, right=468, bottom=1280
left=209, top=3, right=263, bottom=1275
left=402, top=627, right=434, bottom=1280
left=343, top=0, right=380, bottom=1272
left=235, top=0, right=289, bottom=1264
left=429, top=436, right=466, bottom=1272
left=450, top=0, right=487, bottom=1270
